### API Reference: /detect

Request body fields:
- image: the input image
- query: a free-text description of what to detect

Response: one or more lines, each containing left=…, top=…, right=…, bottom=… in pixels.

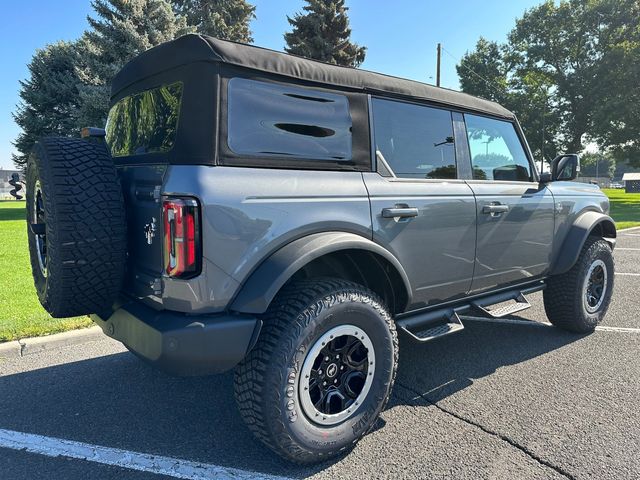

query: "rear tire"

left=26, top=137, right=127, bottom=317
left=543, top=237, right=614, bottom=333
left=234, top=278, right=398, bottom=464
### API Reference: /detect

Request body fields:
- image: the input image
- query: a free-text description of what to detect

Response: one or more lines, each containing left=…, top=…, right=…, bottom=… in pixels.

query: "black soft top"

left=112, top=34, right=514, bottom=119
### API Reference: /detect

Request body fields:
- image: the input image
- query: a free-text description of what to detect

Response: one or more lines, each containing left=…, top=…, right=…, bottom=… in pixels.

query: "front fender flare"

left=550, top=211, right=616, bottom=275
left=230, top=232, right=412, bottom=314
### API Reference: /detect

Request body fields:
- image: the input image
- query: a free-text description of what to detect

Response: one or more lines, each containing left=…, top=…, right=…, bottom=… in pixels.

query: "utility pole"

left=436, top=43, right=441, bottom=87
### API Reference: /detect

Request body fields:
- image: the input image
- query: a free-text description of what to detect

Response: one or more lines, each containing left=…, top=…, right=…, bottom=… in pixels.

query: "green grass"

left=0, top=201, right=91, bottom=342
left=602, top=189, right=640, bottom=230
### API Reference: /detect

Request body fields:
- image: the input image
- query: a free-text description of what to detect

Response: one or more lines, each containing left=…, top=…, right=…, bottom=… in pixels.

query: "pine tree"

left=12, top=42, right=82, bottom=167
left=76, top=0, right=190, bottom=128
left=171, top=0, right=255, bottom=41
left=284, top=0, right=365, bottom=67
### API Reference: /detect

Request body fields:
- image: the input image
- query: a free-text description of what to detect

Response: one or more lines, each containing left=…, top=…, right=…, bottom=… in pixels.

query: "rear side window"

left=371, top=98, right=456, bottom=179
left=465, top=114, right=532, bottom=182
left=106, top=82, right=183, bottom=157
left=227, top=78, right=352, bottom=161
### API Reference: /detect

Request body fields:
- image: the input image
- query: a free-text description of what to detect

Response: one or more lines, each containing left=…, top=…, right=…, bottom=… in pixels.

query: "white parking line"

left=0, top=428, right=289, bottom=480
left=616, top=248, right=640, bottom=251
left=616, top=272, right=640, bottom=276
left=462, top=316, right=640, bottom=333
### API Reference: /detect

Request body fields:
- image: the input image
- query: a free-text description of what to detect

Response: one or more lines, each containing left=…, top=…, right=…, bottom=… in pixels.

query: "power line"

left=440, top=46, right=508, bottom=97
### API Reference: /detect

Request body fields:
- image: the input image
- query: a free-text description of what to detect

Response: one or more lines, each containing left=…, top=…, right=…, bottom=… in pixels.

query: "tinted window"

left=465, top=114, right=532, bottom=181
left=106, top=82, right=182, bottom=157
left=372, top=98, right=456, bottom=179
left=227, top=78, right=352, bottom=161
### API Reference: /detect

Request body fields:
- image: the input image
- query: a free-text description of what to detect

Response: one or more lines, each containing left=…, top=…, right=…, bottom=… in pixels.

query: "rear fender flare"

left=550, top=211, right=616, bottom=275
left=230, top=232, right=412, bottom=314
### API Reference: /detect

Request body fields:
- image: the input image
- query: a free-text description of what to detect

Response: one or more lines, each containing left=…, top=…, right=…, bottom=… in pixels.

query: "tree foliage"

left=76, top=0, right=189, bottom=129
left=12, top=42, right=82, bottom=167
left=171, top=0, right=255, bottom=41
left=457, top=0, right=640, bottom=167
left=580, top=152, right=616, bottom=178
left=285, top=0, right=365, bottom=67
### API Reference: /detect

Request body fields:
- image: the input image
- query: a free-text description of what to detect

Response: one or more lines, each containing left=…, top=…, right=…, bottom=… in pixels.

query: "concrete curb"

left=0, top=326, right=104, bottom=360
left=618, top=225, right=640, bottom=233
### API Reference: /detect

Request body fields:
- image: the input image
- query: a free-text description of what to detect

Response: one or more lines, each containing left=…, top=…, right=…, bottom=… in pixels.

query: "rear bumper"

left=91, top=301, right=261, bottom=376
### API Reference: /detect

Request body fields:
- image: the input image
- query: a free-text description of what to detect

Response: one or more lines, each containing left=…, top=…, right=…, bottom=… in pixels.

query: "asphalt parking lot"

left=1, top=228, right=639, bottom=480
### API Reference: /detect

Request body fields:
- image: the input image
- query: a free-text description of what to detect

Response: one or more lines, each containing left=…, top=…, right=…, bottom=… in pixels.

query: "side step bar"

left=397, top=282, right=545, bottom=343
left=472, top=292, right=531, bottom=318
left=397, top=309, right=464, bottom=343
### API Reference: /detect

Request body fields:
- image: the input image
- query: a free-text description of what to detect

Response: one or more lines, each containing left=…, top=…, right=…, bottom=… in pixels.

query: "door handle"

left=382, top=206, right=419, bottom=218
left=482, top=204, right=510, bottom=214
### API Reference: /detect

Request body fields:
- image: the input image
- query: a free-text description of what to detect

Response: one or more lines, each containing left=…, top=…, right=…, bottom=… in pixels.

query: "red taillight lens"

left=162, top=197, right=201, bottom=278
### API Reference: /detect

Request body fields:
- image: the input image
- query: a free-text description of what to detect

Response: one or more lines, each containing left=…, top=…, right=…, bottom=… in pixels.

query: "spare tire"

left=26, top=137, right=127, bottom=318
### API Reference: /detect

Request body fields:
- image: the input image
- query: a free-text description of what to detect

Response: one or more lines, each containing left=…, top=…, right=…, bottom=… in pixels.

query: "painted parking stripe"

left=616, top=248, right=640, bottom=251
left=462, top=316, right=640, bottom=333
left=616, top=272, right=640, bottom=276
left=0, top=428, right=289, bottom=480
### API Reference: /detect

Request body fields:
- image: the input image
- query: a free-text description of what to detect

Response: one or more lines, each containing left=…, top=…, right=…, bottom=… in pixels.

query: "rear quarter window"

left=226, top=78, right=353, bottom=161
left=106, top=82, right=183, bottom=157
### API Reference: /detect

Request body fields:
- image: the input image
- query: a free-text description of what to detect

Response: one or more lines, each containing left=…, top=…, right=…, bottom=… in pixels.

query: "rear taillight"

left=162, top=197, right=201, bottom=279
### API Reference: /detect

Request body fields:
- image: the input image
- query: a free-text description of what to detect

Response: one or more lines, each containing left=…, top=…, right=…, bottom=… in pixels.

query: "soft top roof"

left=112, top=34, right=514, bottom=119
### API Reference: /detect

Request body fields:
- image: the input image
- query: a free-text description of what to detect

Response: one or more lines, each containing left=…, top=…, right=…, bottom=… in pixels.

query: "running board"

left=398, top=309, right=464, bottom=343
left=472, top=292, right=531, bottom=318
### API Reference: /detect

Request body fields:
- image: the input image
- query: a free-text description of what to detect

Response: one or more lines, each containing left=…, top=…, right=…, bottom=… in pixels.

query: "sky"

left=0, top=0, right=542, bottom=170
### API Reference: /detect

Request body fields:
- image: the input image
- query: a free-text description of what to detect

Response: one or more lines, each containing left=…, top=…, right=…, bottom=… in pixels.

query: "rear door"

left=463, top=113, right=555, bottom=293
left=364, top=98, right=477, bottom=311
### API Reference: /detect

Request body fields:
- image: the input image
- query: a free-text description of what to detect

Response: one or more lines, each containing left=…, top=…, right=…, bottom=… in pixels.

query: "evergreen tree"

left=12, top=42, right=82, bottom=168
left=76, top=0, right=190, bottom=128
left=284, top=0, right=365, bottom=67
left=171, top=0, right=255, bottom=41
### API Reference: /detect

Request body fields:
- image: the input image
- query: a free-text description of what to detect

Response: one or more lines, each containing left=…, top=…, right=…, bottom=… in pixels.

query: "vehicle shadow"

left=0, top=320, right=583, bottom=478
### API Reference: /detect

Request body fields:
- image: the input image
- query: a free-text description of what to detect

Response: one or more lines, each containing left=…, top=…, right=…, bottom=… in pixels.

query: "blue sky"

left=0, top=0, right=541, bottom=170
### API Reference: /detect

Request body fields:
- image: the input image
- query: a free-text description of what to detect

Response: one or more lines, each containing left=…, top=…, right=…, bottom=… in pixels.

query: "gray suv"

left=25, top=34, right=616, bottom=464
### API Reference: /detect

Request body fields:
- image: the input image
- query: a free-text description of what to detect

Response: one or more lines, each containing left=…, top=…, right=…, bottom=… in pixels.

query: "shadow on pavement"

left=0, top=320, right=583, bottom=478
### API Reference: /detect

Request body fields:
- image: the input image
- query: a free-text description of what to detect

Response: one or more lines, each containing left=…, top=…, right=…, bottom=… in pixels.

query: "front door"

left=365, top=98, right=477, bottom=311
left=463, top=113, right=555, bottom=293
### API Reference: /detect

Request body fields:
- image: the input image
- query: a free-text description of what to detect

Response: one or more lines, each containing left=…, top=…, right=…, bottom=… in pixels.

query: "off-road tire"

left=234, top=278, right=398, bottom=464
left=26, top=137, right=127, bottom=318
left=544, top=237, right=614, bottom=333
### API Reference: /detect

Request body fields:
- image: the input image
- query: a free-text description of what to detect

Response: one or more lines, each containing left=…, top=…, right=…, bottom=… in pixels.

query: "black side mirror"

left=549, top=154, right=580, bottom=182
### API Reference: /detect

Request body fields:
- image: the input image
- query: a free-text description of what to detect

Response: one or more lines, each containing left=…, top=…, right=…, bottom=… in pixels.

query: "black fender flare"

left=230, top=232, right=412, bottom=314
left=550, top=211, right=616, bottom=275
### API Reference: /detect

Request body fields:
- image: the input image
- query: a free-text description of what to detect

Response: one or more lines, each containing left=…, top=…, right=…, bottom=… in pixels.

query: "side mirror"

left=550, top=154, right=580, bottom=182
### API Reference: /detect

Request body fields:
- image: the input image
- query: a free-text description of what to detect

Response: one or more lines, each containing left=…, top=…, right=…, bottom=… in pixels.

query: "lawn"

left=602, top=188, right=640, bottom=230
left=0, top=201, right=91, bottom=342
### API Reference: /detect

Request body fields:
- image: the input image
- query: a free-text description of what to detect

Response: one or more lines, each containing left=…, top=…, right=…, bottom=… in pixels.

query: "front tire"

left=544, top=237, right=614, bottom=332
left=234, top=279, right=398, bottom=464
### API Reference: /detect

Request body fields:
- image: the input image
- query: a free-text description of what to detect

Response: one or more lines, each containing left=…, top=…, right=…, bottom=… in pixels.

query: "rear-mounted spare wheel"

left=26, top=137, right=127, bottom=317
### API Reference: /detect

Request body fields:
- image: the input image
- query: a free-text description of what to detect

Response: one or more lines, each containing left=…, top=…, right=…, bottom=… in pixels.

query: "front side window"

left=372, top=98, right=456, bottom=179
left=227, top=78, right=352, bottom=161
left=465, top=114, right=532, bottom=182
left=106, top=82, right=182, bottom=157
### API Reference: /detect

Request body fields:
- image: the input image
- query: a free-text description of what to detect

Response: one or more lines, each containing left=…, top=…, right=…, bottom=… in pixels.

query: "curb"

left=0, top=326, right=104, bottom=360
left=618, top=225, right=640, bottom=233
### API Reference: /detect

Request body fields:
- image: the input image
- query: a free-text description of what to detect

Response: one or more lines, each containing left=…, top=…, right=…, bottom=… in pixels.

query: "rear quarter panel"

left=162, top=165, right=372, bottom=313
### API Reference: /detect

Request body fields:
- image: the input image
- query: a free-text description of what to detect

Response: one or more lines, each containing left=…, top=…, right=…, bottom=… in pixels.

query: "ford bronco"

left=25, top=34, right=616, bottom=464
